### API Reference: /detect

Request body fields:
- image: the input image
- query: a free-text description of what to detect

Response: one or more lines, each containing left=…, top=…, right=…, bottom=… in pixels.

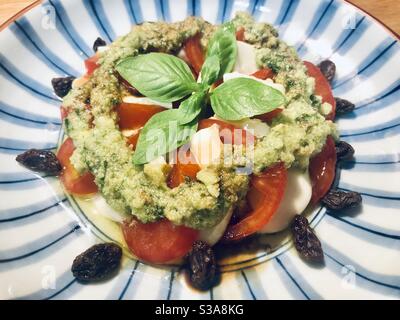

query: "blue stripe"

left=329, top=15, right=366, bottom=57
left=340, top=161, right=400, bottom=173
left=0, top=196, right=65, bottom=222
left=84, top=0, right=114, bottom=42
left=118, top=260, right=140, bottom=299
left=354, top=192, right=400, bottom=208
left=0, top=176, right=43, bottom=184
left=351, top=154, right=400, bottom=164
left=10, top=20, right=79, bottom=77
left=341, top=119, right=400, bottom=137
left=217, top=0, right=227, bottom=23
left=92, top=0, right=117, bottom=39
left=124, top=0, right=143, bottom=24
left=0, top=56, right=60, bottom=103
left=222, top=0, right=234, bottom=22
left=15, top=272, right=76, bottom=300
left=241, top=270, right=257, bottom=300
left=47, top=0, right=92, bottom=58
left=46, top=279, right=78, bottom=300
left=322, top=242, right=400, bottom=290
left=0, top=108, right=61, bottom=129
left=123, top=0, right=137, bottom=24
left=323, top=253, right=400, bottom=297
left=326, top=212, right=400, bottom=240
left=193, top=0, right=201, bottom=16
left=0, top=138, right=57, bottom=151
left=0, top=176, right=59, bottom=191
left=296, top=0, right=334, bottom=52
left=0, top=224, right=80, bottom=263
left=166, top=270, right=175, bottom=300
left=349, top=89, right=400, bottom=117
left=340, top=122, right=400, bottom=141
left=275, top=257, right=310, bottom=300
left=339, top=184, right=400, bottom=200
left=0, top=101, right=61, bottom=125
left=333, top=40, right=397, bottom=90
left=0, top=198, right=67, bottom=223
left=156, top=0, right=168, bottom=21
left=354, top=81, right=400, bottom=111
left=276, top=0, right=300, bottom=37
left=251, top=0, right=261, bottom=16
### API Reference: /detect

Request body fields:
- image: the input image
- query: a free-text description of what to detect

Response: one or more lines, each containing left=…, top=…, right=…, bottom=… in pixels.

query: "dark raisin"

left=71, top=243, right=122, bottom=282
left=318, top=60, right=336, bottom=83
left=51, top=76, right=75, bottom=98
left=335, top=141, right=355, bottom=161
left=93, top=37, right=107, bottom=52
left=291, top=215, right=324, bottom=262
left=16, top=149, right=62, bottom=175
left=322, top=189, right=362, bottom=211
left=335, top=97, right=355, bottom=115
left=186, top=241, right=219, bottom=290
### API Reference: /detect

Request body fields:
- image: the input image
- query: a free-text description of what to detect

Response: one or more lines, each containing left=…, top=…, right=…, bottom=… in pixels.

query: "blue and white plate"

left=0, top=0, right=399, bottom=300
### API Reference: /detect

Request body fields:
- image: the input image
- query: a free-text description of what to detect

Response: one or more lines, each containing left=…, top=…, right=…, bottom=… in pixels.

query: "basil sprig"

left=116, top=53, right=200, bottom=103
left=117, top=23, right=285, bottom=165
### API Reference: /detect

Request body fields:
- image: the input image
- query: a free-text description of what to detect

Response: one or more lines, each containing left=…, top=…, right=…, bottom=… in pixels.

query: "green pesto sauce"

left=62, top=12, right=337, bottom=230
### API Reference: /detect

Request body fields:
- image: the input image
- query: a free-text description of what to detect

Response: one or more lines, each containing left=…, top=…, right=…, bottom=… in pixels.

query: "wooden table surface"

left=0, top=0, right=399, bottom=35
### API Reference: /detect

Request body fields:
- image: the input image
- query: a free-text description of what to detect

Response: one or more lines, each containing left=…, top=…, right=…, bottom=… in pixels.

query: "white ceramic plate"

left=0, top=0, right=399, bottom=300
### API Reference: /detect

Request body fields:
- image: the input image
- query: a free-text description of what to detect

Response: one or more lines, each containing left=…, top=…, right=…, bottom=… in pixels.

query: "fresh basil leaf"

left=206, top=24, right=237, bottom=79
left=210, top=78, right=286, bottom=121
left=200, top=56, right=220, bottom=86
left=177, top=91, right=207, bottom=124
left=132, top=109, right=198, bottom=165
left=116, top=53, right=199, bottom=103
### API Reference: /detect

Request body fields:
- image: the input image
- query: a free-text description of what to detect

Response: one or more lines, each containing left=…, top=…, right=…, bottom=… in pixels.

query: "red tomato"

left=251, top=68, right=275, bottom=80
left=236, top=27, right=245, bottom=41
left=122, top=218, right=199, bottom=264
left=222, top=163, right=287, bottom=242
left=304, top=61, right=336, bottom=120
left=60, top=106, right=70, bottom=120
left=167, top=150, right=200, bottom=188
left=57, top=138, right=98, bottom=195
left=183, top=34, right=205, bottom=75
left=309, top=136, right=337, bottom=204
left=255, top=108, right=283, bottom=124
left=116, top=103, right=166, bottom=131
left=84, top=54, right=100, bottom=76
left=198, top=118, right=255, bottom=146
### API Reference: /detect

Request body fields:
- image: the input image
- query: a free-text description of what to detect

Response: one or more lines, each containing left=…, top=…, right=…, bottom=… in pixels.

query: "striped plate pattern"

left=0, top=0, right=399, bottom=300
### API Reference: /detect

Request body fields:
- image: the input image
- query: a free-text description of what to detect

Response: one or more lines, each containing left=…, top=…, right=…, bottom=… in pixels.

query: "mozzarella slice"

left=190, top=124, right=223, bottom=168
left=234, top=41, right=259, bottom=75
left=259, top=169, right=312, bottom=234
left=122, top=95, right=172, bottom=109
left=199, top=208, right=233, bottom=246
left=91, top=195, right=129, bottom=223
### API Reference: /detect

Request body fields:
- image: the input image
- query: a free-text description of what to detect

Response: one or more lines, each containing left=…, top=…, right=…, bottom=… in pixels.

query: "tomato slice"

left=222, top=163, right=287, bottom=242
left=236, top=27, right=245, bottom=41
left=251, top=68, right=275, bottom=80
left=84, top=54, right=100, bottom=76
left=255, top=108, right=283, bottom=124
left=309, top=136, right=337, bottom=204
left=57, top=138, right=98, bottom=195
left=183, top=34, right=205, bottom=75
left=167, top=150, right=200, bottom=188
left=116, top=103, right=166, bottom=131
left=304, top=61, right=336, bottom=120
left=122, top=218, right=199, bottom=264
left=198, top=118, right=255, bottom=146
